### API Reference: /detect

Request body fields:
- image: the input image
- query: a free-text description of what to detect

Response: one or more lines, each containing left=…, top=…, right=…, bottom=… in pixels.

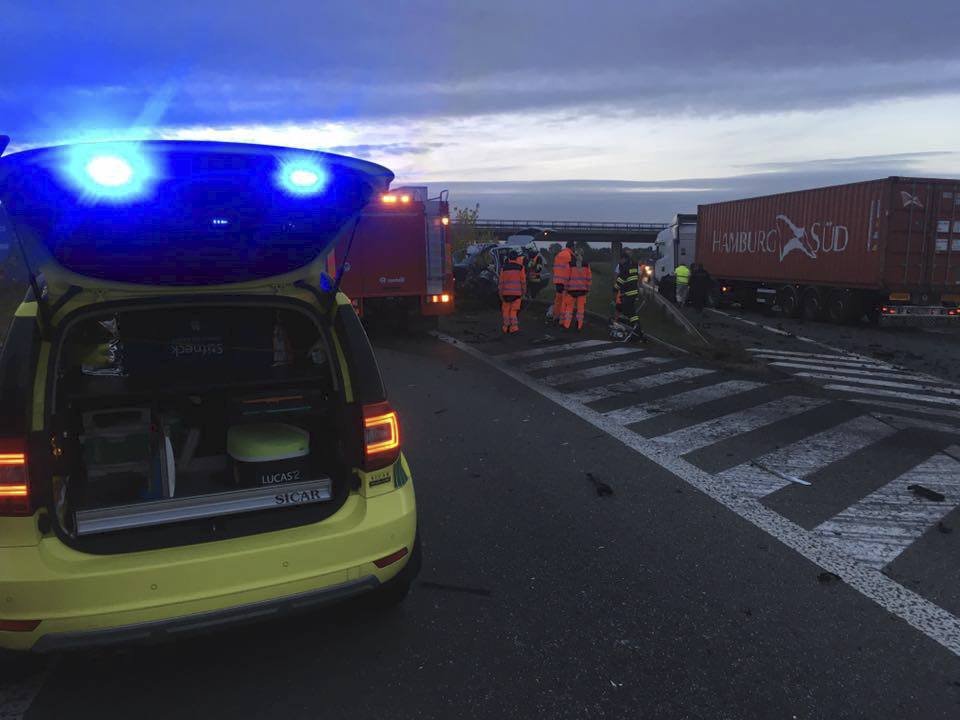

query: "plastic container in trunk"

left=228, top=423, right=311, bottom=488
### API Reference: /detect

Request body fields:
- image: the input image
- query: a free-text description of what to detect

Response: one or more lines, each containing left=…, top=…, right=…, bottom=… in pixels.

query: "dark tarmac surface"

left=10, top=318, right=960, bottom=720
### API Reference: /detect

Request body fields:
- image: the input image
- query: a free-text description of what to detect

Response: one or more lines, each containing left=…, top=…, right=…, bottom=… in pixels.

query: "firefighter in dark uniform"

left=614, top=252, right=646, bottom=342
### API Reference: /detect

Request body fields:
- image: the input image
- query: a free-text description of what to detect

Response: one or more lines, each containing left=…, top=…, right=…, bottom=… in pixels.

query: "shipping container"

left=695, top=177, right=960, bottom=322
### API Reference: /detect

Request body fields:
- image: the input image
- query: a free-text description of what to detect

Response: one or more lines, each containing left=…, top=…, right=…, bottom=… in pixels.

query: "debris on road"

left=817, top=571, right=841, bottom=584
left=434, top=408, right=448, bottom=415
left=586, top=472, right=614, bottom=497
left=750, top=460, right=810, bottom=486
left=938, top=521, right=953, bottom=534
left=908, top=484, right=946, bottom=502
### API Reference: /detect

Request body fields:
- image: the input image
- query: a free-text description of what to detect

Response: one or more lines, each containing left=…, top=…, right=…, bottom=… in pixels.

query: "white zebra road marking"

left=651, top=396, right=827, bottom=452
left=434, top=331, right=960, bottom=658
left=602, top=380, right=763, bottom=426
left=497, top=339, right=609, bottom=360
left=815, top=451, right=960, bottom=569
left=717, top=415, right=897, bottom=499
left=567, top=367, right=717, bottom=404
left=540, top=357, right=671, bottom=387
left=523, top=345, right=641, bottom=370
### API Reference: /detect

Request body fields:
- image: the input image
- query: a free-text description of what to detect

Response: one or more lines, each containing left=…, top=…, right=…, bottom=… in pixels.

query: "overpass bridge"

left=464, top=219, right=670, bottom=245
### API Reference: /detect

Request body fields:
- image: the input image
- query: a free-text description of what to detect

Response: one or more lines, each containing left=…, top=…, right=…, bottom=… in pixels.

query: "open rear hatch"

left=0, top=141, right=394, bottom=552
left=0, top=140, right=393, bottom=296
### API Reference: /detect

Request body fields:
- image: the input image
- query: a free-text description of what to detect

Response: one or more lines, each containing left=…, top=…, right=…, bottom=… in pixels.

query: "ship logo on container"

left=776, top=214, right=818, bottom=261
left=900, top=191, right=924, bottom=209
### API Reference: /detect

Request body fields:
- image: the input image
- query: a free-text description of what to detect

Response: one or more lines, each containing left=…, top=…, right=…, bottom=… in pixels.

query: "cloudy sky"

left=1, top=0, right=958, bottom=219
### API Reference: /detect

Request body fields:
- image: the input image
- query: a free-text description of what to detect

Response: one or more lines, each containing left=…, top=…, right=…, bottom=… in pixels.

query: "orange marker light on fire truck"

left=400, top=194, right=411, bottom=204
left=441, top=217, right=450, bottom=226
left=382, top=194, right=398, bottom=204
left=441, top=293, right=450, bottom=303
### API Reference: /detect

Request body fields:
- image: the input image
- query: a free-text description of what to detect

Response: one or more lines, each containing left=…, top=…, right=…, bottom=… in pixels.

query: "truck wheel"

left=801, top=288, right=824, bottom=322
left=779, top=286, right=802, bottom=318
left=827, top=290, right=856, bottom=324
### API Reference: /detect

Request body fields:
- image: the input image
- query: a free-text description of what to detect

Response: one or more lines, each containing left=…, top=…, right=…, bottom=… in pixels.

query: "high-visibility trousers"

left=501, top=297, right=522, bottom=333
left=561, top=293, right=587, bottom=329
left=552, top=284, right=565, bottom=319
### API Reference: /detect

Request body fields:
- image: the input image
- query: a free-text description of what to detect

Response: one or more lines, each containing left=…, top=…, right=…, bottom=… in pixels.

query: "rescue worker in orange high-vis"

left=498, top=250, right=527, bottom=334
left=551, top=241, right=575, bottom=322
left=562, top=251, right=592, bottom=330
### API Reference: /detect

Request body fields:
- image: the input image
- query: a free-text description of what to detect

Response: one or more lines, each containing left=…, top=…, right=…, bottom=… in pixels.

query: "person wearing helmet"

left=498, top=249, right=527, bottom=334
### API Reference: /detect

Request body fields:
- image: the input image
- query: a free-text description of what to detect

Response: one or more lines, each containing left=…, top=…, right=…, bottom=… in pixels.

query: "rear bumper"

left=0, top=480, right=416, bottom=651
left=32, top=575, right=379, bottom=652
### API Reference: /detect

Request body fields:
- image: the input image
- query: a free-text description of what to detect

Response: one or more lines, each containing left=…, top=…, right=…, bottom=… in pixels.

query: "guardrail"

left=460, top=219, right=670, bottom=234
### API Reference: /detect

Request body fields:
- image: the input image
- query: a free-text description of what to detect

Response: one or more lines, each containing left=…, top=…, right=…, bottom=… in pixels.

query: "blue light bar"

left=60, top=143, right=159, bottom=203
left=276, top=157, right=329, bottom=196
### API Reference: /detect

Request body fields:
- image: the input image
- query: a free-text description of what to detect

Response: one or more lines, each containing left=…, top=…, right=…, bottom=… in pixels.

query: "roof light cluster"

left=59, top=143, right=333, bottom=202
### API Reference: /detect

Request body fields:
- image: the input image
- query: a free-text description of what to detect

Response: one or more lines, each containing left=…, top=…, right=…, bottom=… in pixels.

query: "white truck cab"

left=654, top=213, right=697, bottom=282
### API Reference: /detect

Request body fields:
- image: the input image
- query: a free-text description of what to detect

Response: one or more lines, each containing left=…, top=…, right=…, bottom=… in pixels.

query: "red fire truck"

left=331, top=186, right=454, bottom=327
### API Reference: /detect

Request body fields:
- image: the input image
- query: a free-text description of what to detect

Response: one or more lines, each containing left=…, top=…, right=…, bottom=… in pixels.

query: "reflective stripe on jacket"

left=615, top=266, right=640, bottom=297
left=498, top=261, right=527, bottom=298
left=552, top=248, right=573, bottom=285
left=566, top=263, right=592, bottom=295
left=675, top=264, right=690, bottom=285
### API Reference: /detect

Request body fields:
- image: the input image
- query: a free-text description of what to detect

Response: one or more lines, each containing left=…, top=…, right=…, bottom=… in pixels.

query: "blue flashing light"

left=86, top=155, right=133, bottom=187
left=61, top=143, right=158, bottom=203
left=276, top=157, right=329, bottom=196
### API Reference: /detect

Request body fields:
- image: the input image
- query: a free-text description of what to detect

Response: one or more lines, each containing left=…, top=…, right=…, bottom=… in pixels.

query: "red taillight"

left=0, top=438, right=31, bottom=516
left=0, top=619, right=41, bottom=632
left=362, top=402, right=401, bottom=471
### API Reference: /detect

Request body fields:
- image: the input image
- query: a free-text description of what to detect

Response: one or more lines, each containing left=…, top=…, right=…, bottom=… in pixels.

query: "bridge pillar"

left=611, top=239, right=622, bottom=278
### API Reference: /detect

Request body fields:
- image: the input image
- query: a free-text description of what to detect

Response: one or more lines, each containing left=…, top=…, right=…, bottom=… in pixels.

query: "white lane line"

left=851, top=398, right=960, bottom=421
left=540, top=357, right=671, bottom=386
left=801, top=373, right=960, bottom=397
left=717, top=415, right=897, bottom=499
left=761, top=324, right=794, bottom=336
left=523, top=345, right=641, bottom=370
left=823, top=383, right=960, bottom=407
left=869, top=413, right=960, bottom=436
left=651, top=396, right=827, bottom=452
left=603, top=380, right=763, bottom=426
left=755, top=356, right=896, bottom=371
left=567, top=367, right=717, bottom=404
left=497, top=339, right=609, bottom=360
left=767, top=361, right=932, bottom=380
left=826, top=384, right=960, bottom=408
left=747, top=347, right=892, bottom=366
left=814, top=451, right=960, bottom=569
left=710, top=308, right=760, bottom=327
left=709, top=308, right=893, bottom=361
left=434, top=331, right=960, bottom=657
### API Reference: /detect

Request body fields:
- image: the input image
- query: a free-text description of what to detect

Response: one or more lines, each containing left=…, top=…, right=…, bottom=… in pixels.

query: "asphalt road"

left=5, top=310, right=960, bottom=719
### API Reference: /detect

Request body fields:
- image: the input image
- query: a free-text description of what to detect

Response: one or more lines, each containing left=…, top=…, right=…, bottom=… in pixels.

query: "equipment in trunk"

left=53, top=303, right=344, bottom=542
